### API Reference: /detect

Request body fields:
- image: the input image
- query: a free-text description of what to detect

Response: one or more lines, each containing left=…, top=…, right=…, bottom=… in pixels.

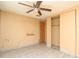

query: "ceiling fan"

left=18, top=1, right=52, bottom=16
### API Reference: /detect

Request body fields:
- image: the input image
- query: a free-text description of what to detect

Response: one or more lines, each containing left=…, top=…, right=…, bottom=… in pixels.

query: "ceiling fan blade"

left=40, top=8, right=52, bottom=11
left=18, top=3, right=33, bottom=8
left=26, top=9, right=34, bottom=13
left=38, top=10, right=42, bottom=15
left=36, top=1, right=42, bottom=8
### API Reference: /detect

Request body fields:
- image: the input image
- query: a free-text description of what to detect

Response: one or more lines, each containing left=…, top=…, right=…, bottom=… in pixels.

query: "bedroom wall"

left=60, top=9, right=76, bottom=56
left=45, top=16, right=52, bottom=47
left=76, top=7, right=79, bottom=57
left=0, top=11, right=40, bottom=51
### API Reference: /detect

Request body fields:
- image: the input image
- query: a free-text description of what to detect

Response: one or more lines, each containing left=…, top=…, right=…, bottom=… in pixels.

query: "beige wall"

left=60, top=10, right=76, bottom=56
left=51, top=17, right=60, bottom=47
left=0, top=10, right=1, bottom=49
left=0, top=11, right=40, bottom=51
left=45, top=16, right=52, bottom=47
left=76, top=7, right=79, bottom=57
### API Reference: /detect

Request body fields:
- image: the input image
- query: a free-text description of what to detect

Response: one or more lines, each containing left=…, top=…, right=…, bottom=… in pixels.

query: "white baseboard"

left=0, top=42, right=39, bottom=52
left=60, top=48, right=75, bottom=57
left=77, top=54, right=79, bottom=57
left=0, top=48, right=13, bottom=52
left=46, top=44, right=52, bottom=48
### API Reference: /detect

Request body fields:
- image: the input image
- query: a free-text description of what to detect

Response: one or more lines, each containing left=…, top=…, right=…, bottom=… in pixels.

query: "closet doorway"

left=51, top=16, right=60, bottom=50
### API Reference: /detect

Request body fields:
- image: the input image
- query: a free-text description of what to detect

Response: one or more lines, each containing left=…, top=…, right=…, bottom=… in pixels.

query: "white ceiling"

left=0, top=1, right=79, bottom=21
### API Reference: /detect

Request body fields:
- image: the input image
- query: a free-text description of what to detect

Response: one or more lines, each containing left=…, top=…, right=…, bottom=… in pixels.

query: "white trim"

left=60, top=48, right=75, bottom=57
left=77, top=54, right=79, bottom=57
left=0, top=43, right=39, bottom=52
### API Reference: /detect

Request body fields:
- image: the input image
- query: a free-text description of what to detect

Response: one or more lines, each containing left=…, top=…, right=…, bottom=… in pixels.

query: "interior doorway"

left=40, top=21, right=45, bottom=44
left=51, top=16, right=60, bottom=50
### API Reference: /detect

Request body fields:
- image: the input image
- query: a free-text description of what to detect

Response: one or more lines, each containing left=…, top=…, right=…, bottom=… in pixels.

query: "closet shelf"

left=51, top=25, right=60, bottom=26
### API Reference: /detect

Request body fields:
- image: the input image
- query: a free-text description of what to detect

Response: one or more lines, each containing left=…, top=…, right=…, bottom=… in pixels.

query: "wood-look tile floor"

left=0, top=44, right=75, bottom=58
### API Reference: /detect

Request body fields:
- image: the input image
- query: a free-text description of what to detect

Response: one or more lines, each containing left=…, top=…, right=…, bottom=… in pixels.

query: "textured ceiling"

left=0, top=1, right=79, bottom=21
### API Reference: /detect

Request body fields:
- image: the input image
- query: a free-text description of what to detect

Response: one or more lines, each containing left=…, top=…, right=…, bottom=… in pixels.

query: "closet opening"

left=51, top=16, right=60, bottom=50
